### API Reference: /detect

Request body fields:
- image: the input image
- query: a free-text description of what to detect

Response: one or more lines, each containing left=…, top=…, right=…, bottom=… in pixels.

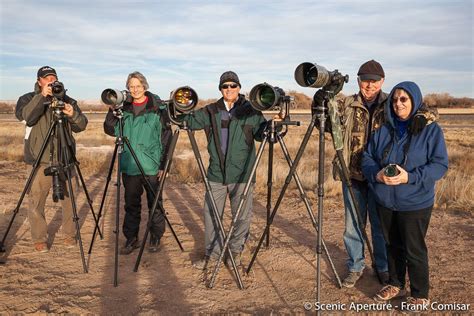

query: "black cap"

left=357, top=60, right=384, bottom=81
left=219, top=71, right=241, bottom=90
left=37, top=66, right=57, bottom=78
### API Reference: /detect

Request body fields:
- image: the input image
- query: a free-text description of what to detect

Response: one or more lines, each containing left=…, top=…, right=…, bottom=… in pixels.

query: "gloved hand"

left=409, top=113, right=428, bottom=135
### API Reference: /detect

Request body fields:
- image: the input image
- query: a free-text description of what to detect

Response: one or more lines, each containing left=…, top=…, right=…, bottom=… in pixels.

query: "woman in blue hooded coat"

left=362, top=81, right=448, bottom=305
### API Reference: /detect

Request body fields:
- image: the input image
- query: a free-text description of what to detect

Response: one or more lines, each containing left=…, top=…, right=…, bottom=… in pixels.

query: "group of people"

left=15, top=61, right=448, bottom=306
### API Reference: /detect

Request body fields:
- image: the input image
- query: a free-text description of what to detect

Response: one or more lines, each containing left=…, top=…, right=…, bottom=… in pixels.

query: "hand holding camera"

left=376, top=164, right=409, bottom=185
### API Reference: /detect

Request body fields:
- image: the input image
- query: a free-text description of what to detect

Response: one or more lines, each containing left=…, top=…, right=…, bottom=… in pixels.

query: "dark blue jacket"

left=362, top=81, right=448, bottom=211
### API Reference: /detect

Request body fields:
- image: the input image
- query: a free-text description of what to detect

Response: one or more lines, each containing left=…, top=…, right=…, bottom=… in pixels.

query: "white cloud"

left=1, top=0, right=472, bottom=100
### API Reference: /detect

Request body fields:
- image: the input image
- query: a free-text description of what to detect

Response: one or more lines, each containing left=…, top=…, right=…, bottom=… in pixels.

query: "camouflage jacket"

left=334, top=92, right=438, bottom=181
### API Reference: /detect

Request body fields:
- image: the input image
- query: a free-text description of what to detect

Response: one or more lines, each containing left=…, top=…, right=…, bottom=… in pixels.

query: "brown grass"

left=0, top=120, right=472, bottom=211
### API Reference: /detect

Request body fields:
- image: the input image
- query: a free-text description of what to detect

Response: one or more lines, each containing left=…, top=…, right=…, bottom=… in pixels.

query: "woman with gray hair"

left=104, top=71, right=171, bottom=254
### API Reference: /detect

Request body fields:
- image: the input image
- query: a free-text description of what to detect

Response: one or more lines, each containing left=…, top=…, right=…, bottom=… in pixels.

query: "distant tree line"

left=0, top=92, right=472, bottom=113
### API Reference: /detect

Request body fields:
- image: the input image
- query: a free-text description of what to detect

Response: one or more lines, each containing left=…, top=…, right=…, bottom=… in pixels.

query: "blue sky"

left=0, top=0, right=472, bottom=102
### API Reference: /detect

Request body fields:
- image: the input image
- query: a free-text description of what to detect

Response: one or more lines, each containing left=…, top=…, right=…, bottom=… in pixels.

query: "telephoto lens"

left=383, top=164, right=400, bottom=177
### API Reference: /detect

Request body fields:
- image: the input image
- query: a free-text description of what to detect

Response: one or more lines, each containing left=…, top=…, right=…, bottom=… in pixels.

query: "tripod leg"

left=316, top=112, right=326, bottom=304
left=58, top=123, right=88, bottom=273
left=0, top=119, right=58, bottom=253
left=208, top=136, right=268, bottom=289
left=276, top=135, right=342, bottom=287
left=134, top=129, right=182, bottom=272
left=265, top=142, right=274, bottom=248
left=186, top=129, right=244, bottom=289
left=88, top=144, right=118, bottom=254
left=246, top=116, right=316, bottom=275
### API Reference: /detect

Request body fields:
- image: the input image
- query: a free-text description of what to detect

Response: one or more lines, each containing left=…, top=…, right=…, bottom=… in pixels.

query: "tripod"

left=207, top=115, right=336, bottom=288
left=244, top=118, right=343, bottom=288
left=247, top=95, right=381, bottom=303
left=0, top=104, right=101, bottom=273
left=132, top=121, right=245, bottom=288
left=88, top=108, right=183, bottom=287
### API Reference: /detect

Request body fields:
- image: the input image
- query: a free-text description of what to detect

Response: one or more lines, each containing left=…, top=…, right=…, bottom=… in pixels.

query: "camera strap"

left=381, top=129, right=412, bottom=168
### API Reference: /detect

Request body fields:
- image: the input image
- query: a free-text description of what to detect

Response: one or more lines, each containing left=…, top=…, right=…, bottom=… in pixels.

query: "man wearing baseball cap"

left=15, top=66, right=88, bottom=253
left=333, top=59, right=389, bottom=287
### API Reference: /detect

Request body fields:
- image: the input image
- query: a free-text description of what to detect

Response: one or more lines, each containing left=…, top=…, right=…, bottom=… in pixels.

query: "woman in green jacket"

left=104, top=71, right=171, bottom=255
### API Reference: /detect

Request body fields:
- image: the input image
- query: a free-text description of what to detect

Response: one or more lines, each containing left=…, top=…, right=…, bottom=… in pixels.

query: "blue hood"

left=385, top=81, right=423, bottom=128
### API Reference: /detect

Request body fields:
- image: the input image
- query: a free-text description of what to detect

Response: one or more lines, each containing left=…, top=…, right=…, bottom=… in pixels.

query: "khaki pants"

left=27, top=165, right=77, bottom=243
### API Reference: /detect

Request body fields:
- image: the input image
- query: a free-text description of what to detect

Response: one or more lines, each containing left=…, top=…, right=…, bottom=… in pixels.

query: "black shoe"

left=120, top=237, right=139, bottom=255
left=148, top=235, right=160, bottom=253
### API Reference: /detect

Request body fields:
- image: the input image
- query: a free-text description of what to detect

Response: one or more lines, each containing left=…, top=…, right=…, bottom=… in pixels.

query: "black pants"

left=377, top=204, right=432, bottom=299
left=122, top=173, right=166, bottom=241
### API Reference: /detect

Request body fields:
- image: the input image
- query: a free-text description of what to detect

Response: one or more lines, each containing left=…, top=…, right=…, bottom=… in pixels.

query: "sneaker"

left=34, top=242, right=49, bottom=253
left=342, top=271, right=363, bottom=288
left=148, top=235, right=160, bottom=253
left=120, top=237, right=139, bottom=255
left=373, top=285, right=403, bottom=302
left=225, top=252, right=242, bottom=270
left=63, top=236, right=76, bottom=248
left=193, top=255, right=218, bottom=270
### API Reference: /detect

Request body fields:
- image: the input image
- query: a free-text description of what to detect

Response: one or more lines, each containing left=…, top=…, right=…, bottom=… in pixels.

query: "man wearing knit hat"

left=182, top=70, right=266, bottom=270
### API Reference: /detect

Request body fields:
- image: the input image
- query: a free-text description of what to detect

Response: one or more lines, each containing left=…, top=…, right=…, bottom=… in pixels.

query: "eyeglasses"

left=221, top=84, right=239, bottom=89
left=129, top=85, right=144, bottom=91
left=392, top=96, right=410, bottom=103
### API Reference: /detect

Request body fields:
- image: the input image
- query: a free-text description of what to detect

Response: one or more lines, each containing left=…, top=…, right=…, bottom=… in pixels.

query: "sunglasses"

left=221, top=84, right=239, bottom=89
left=392, top=96, right=410, bottom=103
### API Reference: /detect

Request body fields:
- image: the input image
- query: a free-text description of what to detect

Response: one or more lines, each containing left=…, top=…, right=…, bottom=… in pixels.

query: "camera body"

left=49, top=81, right=66, bottom=99
left=383, top=164, right=400, bottom=177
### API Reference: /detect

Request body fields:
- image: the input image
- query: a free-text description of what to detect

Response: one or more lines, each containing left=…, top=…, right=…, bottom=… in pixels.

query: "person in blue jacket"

left=362, top=81, right=448, bottom=306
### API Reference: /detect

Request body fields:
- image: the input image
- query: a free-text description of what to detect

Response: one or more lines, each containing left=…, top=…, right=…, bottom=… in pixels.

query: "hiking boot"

left=373, top=285, right=403, bottom=302
left=120, top=237, right=139, bottom=255
left=193, top=255, right=218, bottom=270
left=406, top=296, right=430, bottom=310
left=379, top=271, right=390, bottom=284
left=34, top=242, right=49, bottom=253
left=342, top=271, right=362, bottom=288
left=63, top=236, right=76, bottom=248
left=225, top=252, right=242, bottom=270
left=148, top=235, right=160, bottom=253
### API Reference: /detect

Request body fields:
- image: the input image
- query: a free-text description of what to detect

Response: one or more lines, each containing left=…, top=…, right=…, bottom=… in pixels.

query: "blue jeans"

left=342, top=180, right=387, bottom=273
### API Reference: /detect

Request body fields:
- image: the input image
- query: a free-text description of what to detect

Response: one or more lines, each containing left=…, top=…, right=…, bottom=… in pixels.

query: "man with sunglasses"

left=182, top=71, right=266, bottom=270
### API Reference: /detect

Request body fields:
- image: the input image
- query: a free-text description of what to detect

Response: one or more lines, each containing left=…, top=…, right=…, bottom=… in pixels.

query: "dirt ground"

left=0, top=160, right=472, bottom=314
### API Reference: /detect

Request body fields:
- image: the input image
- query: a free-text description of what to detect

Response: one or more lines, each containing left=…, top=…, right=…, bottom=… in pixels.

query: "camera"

left=49, top=81, right=66, bottom=99
left=383, top=164, right=400, bottom=177
left=101, top=89, right=132, bottom=109
left=294, top=62, right=349, bottom=90
left=249, top=83, right=293, bottom=111
left=44, top=166, right=65, bottom=202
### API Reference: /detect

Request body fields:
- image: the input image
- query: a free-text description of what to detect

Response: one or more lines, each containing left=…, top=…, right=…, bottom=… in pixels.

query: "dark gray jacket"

left=15, top=83, right=88, bottom=165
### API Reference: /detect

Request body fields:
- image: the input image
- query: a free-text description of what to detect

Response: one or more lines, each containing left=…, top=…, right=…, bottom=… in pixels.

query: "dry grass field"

left=0, top=114, right=473, bottom=314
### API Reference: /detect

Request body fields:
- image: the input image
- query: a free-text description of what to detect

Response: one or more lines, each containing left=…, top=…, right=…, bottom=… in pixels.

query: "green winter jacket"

left=184, top=95, right=266, bottom=184
left=104, top=92, right=171, bottom=176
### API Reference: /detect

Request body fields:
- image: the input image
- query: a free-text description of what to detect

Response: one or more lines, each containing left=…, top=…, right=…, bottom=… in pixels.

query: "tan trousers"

left=27, top=165, right=77, bottom=243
